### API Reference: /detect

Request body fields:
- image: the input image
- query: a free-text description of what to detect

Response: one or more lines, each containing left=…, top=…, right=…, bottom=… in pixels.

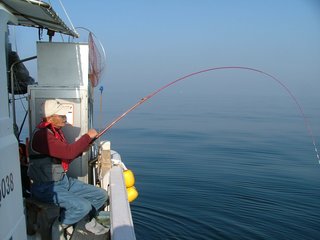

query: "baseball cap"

left=42, top=99, right=71, bottom=117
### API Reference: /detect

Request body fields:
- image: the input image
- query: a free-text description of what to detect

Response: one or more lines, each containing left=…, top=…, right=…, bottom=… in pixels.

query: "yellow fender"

left=123, top=169, right=135, bottom=188
left=123, top=168, right=138, bottom=202
left=127, top=186, right=139, bottom=203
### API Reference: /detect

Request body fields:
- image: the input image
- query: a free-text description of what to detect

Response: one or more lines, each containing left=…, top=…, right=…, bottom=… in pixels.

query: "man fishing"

left=27, top=99, right=108, bottom=236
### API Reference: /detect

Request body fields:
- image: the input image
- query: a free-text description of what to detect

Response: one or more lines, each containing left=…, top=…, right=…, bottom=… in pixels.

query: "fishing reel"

left=88, top=142, right=99, bottom=165
left=90, top=140, right=139, bottom=203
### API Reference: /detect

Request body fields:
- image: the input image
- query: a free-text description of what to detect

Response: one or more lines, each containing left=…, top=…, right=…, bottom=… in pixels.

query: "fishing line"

left=95, top=66, right=319, bottom=163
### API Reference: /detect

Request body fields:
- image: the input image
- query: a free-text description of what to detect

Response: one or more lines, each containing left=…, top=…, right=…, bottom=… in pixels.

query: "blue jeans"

left=31, top=175, right=108, bottom=225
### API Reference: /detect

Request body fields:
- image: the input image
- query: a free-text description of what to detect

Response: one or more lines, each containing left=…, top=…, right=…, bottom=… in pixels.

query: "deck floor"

left=70, top=218, right=110, bottom=240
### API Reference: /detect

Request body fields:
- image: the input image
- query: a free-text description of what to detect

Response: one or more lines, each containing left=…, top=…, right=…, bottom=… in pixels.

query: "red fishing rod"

left=94, top=66, right=319, bottom=162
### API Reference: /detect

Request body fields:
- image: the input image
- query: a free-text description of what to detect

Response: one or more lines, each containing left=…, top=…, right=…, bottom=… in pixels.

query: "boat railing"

left=109, top=165, right=136, bottom=240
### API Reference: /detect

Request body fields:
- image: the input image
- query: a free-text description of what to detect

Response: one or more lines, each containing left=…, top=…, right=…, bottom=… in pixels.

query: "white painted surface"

left=110, top=166, right=136, bottom=240
left=0, top=5, right=27, bottom=240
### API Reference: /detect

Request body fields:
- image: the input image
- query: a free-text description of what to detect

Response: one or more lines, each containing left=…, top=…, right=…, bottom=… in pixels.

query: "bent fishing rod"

left=93, top=66, right=319, bottom=163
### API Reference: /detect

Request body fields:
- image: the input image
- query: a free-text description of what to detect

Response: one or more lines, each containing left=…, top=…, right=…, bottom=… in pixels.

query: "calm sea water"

left=99, top=93, right=320, bottom=240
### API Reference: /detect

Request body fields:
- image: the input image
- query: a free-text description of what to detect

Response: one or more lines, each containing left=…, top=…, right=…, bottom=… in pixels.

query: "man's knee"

left=61, top=198, right=92, bottom=225
left=76, top=199, right=92, bottom=214
left=100, top=187, right=108, bottom=201
left=94, top=187, right=108, bottom=210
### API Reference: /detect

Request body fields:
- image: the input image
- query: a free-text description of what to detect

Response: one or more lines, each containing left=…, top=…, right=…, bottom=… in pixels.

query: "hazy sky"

left=12, top=0, right=320, bottom=125
left=57, top=1, right=320, bottom=92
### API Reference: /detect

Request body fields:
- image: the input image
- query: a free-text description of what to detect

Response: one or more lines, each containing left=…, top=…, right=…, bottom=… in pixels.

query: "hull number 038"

left=0, top=173, right=14, bottom=208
